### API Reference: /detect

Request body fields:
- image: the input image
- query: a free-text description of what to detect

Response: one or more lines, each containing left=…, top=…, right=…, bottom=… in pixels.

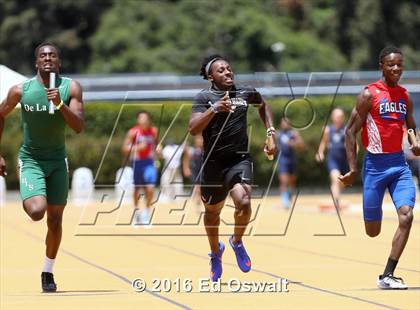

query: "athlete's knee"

left=366, top=228, right=380, bottom=237
left=133, top=187, right=142, bottom=199
left=23, top=201, right=47, bottom=221
left=235, top=197, right=251, bottom=216
left=204, top=204, right=222, bottom=219
left=145, top=186, right=154, bottom=198
left=204, top=207, right=221, bottom=217
left=47, top=214, right=63, bottom=231
left=365, top=222, right=381, bottom=237
left=366, top=230, right=380, bottom=238
left=398, top=207, right=413, bottom=229
left=330, top=170, right=340, bottom=181
left=204, top=210, right=220, bottom=227
left=30, top=209, right=46, bottom=221
left=232, top=184, right=251, bottom=209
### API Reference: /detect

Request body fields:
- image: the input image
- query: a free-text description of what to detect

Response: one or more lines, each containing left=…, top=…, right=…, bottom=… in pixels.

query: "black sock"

left=382, top=257, right=398, bottom=277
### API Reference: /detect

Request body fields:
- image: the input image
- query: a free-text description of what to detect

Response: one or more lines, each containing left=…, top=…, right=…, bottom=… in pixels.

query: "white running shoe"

left=141, top=209, right=150, bottom=224
left=377, top=274, right=408, bottom=290
left=141, top=209, right=152, bottom=229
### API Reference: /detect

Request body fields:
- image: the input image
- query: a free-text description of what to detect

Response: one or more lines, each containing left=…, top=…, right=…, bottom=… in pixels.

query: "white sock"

left=43, top=256, right=55, bottom=273
left=135, top=209, right=141, bottom=218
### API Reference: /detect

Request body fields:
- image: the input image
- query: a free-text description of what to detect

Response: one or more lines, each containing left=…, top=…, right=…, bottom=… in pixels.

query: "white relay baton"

left=48, top=72, right=56, bottom=115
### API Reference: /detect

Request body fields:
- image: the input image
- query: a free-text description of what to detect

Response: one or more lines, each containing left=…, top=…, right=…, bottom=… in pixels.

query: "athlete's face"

left=137, top=113, right=151, bottom=129
left=280, top=118, right=290, bottom=130
left=208, top=60, right=234, bottom=90
left=331, top=109, right=345, bottom=127
left=380, top=53, right=403, bottom=86
left=35, top=46, right=61, bottom=74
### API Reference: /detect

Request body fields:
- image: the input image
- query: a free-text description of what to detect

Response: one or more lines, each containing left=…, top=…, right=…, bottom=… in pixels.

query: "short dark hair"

left=379, top=46, right=402, bottom=63
left=199, top=54, right=227, bottom=80
left=34, top=42, right=61, bottom=59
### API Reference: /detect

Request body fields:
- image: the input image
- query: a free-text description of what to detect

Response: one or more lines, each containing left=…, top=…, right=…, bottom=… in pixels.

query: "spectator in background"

left=184, top=135, right=204, bottom=209
left=122, top=111, right=158, bottom=226
left=277, top=117, right=304, bottom=209
left=316, top=107, right=349, bottom=209
left=160, top=138, right=188, bottom=202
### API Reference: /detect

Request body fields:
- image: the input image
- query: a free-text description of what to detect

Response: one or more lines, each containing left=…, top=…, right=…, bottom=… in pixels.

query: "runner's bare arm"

left=405, top=96, right=420, bottom=156
left=0, top=85, right=22, bottom=176
left=338, top=88, right=372, bottom=186
left=59, top=80, right=84, bottom=133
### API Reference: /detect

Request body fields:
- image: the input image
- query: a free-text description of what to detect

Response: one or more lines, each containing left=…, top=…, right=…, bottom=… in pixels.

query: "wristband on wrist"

left=267, top=126, right=275, bottom=134
left=56, top=100, right=64, bottom=110
left=210, top=105, right=219, bottom=114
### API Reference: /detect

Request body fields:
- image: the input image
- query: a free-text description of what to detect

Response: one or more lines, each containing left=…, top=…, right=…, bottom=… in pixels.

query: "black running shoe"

left=41, top=272, right=57, bottom=292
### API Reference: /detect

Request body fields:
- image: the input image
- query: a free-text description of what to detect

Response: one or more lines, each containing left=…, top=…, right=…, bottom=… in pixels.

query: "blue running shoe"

left=208, top=242, right=225, bottom=282
left=229, top=236, right=251, bottom=272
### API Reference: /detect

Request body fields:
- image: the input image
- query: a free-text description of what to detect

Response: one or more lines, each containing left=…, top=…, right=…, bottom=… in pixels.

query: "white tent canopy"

left=0, top=65, right=27, bottom=102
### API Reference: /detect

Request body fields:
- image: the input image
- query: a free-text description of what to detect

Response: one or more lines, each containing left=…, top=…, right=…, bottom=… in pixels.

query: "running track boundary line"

left=4, top=221, right=191, bottom=310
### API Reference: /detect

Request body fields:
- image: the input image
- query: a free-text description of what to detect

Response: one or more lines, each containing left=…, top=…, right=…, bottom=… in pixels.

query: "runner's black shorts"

left=200, top=154, right=253, bottom=205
